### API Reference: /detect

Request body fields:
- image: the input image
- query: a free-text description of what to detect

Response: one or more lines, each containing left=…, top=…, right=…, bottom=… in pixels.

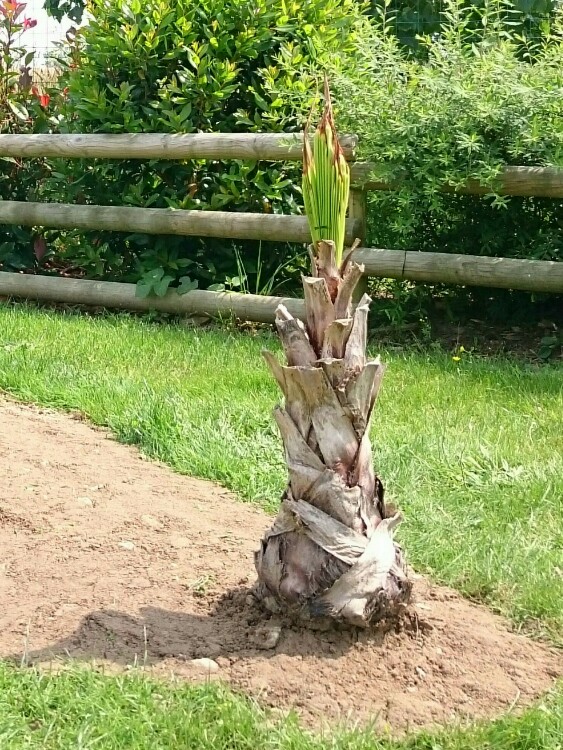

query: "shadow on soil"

left=12, top=588, right=410, bottom=669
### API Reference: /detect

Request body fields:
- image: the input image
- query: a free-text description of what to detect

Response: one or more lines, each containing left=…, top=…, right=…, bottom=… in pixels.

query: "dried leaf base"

left=255, top=241, right=412, bottom=629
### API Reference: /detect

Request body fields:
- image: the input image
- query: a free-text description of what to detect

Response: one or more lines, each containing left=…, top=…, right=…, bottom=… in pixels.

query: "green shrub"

left=368, top=0, right=560, bottom=53
left=48, top=0, right=366, bottom=295
left=45, top=0, right=561, bottom=54
left=328, top=0, right=562, bottom=267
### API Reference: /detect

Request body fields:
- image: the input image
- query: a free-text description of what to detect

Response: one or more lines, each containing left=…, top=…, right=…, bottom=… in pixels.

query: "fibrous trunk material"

left=255, top=241, right=412, bottom=628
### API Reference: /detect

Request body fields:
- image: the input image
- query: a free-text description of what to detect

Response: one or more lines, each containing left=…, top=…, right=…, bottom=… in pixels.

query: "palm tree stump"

left=255, top=240, right=412, bottom=628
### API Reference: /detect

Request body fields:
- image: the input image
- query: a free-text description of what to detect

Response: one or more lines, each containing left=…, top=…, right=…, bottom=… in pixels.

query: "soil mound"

left=1, top=398, right=561, bottom=732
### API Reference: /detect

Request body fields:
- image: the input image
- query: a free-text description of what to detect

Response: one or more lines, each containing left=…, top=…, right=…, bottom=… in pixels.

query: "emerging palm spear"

left=254, top=81, right=412, bottom=628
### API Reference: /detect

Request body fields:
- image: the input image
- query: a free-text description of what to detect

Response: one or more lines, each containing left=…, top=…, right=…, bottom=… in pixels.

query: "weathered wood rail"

left=0, top=133, right=357, bottom=162
left=0, top=271, right=304, bottom=323
left=353, top=248, right=563, bottom=294
left=350, top=163, right=563, bottom=198
left=1, top=133, right=560, bottom=196
left=0, top=200, right=360, bottom=244
left=0, top=132, right=561, bottom=319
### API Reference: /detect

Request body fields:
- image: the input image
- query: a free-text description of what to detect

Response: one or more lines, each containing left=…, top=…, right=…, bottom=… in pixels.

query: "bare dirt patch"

left=1, top=398, right=561, bottom=733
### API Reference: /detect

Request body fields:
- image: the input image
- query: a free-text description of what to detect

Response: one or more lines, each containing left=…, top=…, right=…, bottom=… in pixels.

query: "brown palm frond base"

left=254, top=240, right=412, bottom=629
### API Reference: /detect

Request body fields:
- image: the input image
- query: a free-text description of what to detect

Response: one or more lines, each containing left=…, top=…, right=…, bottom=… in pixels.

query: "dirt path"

left=1, top=397, right=561, bottom=732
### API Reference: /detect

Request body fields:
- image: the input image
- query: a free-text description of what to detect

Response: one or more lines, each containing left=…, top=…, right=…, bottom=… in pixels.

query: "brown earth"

left=1, top=397, right=561, bottom=733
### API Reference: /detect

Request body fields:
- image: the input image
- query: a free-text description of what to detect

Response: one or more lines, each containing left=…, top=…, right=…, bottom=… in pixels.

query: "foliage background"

left=38, top=0, right=365, bottom=297
left=0, top=0, right=61, bottom=272
left=323, top=0, right=563, bottom=320
left=369, top=0, right=560, bottom=51
left=306, top=0, right=562, bottom=262
left=0, top=0, right=561, bottom=319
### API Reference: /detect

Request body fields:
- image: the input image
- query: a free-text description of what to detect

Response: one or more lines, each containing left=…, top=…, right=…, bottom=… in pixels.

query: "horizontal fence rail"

left=0, top=133, right=561, bottom=197
left=350, top=163, right=563, bottom=199
left=3, top=246, right=561, bottom=323
left=0, top=132, right=357, bottom=162
left=0, top=132, right=561, bottom=312
left=0, top=272, right=305, bottom=323
left=353, top=248, right=563, bottom=294
left=0, top=201, right=360, bottom=244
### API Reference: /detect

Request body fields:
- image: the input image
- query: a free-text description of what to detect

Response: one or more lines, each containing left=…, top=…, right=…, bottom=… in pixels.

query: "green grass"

left=0, top=303, right=562, bottom=748
left=0, top=303, right=561, bottom=640
left=1, top=663, right=562, bottom=750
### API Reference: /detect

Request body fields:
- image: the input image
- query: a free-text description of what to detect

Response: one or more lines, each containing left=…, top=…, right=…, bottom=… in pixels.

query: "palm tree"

left=254, top=80, right=412, bottom=628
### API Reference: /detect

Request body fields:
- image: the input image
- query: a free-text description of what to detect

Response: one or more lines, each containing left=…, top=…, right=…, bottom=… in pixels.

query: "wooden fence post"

left=348, top=188, right=369, bottom=300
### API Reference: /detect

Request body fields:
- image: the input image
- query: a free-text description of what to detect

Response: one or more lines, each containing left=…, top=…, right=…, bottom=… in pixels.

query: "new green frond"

left=302, top=77, right=350, bottom=265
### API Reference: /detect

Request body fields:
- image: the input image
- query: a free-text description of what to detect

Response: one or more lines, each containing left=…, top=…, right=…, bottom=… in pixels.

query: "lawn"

left=0, top=302, right=561, bottom=748
left=0, top=663, right=562, bottom=750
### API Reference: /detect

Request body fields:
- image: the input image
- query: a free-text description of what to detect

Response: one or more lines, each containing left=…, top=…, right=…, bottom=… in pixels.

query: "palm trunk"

left=255, top=240, right=412, bottom=628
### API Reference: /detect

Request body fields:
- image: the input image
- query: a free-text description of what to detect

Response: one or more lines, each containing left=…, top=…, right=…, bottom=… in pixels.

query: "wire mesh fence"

left=373, top=0, right=558, bottom=49
left=23, top=0, right=70, bottom=71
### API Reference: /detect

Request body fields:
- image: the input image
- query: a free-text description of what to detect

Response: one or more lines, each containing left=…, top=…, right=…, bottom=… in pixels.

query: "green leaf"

left=177, top=276, right=199, bottom=295
left=153, top=274, right=175, bottom=297
left=135, top=280, right=153, bottom=298
left=179, top=103, right=193, bottom=122
left=7, top=101, right=29, bottom=121
left=146, top=268, right=165, bottom=282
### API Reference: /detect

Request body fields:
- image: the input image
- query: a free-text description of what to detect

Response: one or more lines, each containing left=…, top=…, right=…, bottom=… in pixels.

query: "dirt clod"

left=253, top=622, right=282, bottom=650
left=0, top=398, right=561, bottom=733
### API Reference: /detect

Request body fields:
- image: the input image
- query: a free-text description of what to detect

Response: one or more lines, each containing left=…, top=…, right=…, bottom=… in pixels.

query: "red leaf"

left=34, top=236, right=47, bottom=261
left=0, top=1, right=26, bottom=20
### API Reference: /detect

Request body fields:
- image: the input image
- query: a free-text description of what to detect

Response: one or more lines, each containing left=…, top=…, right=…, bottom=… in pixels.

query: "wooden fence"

left=0, top=133, right=561, bottom=322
